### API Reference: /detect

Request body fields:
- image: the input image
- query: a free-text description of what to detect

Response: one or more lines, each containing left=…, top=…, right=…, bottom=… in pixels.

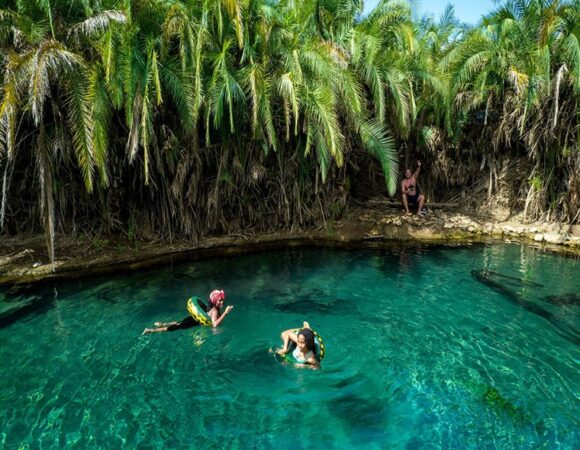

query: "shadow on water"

left=471, top=270, right=580, bottom=344
left=255, top=286, right=353, bottom=315
left=0, top=284, right=56, bottom=328
left=325, top=392, right=389, bottom=439
left=273, top=298, right=351, bottom=315
left=170, top=272, right=198, bottom=282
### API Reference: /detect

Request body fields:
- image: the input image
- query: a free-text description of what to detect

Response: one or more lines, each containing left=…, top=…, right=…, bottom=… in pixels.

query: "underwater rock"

left=471, top=269, right=580, bottom=345
left=471, top=269, right=544, bottom=288
left=0, top=295, right=47, bottom=327
left=542, top=293, right=580, bottom=306
left=273, top=298, right=350, bottom=314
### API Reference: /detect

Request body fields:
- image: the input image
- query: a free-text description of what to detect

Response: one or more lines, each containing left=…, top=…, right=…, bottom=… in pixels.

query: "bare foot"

left=303, top=321, right=311, bottom=329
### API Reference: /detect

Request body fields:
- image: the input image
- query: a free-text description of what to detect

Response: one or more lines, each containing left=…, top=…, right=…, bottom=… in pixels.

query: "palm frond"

left=0, top=73, right=20, bottom=159
left=69, top=10, right=126, bottom=44
left=160, top=61, right=195, bottom=132
left=304, top=85, right=344, bottom=166
left=384, top=68, right=411, bottom=132
left=562, top=33, right=580, bottom=92
left=456, top=50, right=492, bottom=87
left=88, top=66, right=111, bottom=186
left=277, top=72, right=299, bottom=137
left=28, top=41, right=83, bottom=125
left=313, top=127, right=331, bottom=183
left=64, top=70, right=95, bottom=192
left=243, top=64, right=260, bottom=135
left=258, top=82, right=277, bottom=153
left=358, top=119, right=398, bottom=195
left=139, top=85, right=152, bottom=185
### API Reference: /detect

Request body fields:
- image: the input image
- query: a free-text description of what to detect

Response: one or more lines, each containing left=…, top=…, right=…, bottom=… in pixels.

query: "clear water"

left=0, top=243, right=578, bottom=449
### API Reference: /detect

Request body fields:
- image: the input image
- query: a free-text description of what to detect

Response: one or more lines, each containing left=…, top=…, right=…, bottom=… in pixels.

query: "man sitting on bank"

left=401, top=160, right=426, bottom=216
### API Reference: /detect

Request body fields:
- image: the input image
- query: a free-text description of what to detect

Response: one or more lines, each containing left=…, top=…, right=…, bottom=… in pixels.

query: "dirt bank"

left=1, top=202, right=579, bottom=286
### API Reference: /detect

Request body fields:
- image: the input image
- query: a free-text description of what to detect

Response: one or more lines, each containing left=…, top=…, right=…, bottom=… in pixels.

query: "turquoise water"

left=0, top=243, right=578, bottom=449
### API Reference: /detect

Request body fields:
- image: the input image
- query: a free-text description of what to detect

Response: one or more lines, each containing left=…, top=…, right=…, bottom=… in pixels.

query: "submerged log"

left=471, top=269, right=580, bottom=345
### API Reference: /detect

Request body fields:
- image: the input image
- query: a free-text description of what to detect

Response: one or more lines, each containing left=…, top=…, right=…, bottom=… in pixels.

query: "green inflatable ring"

left=187, top=297, right=212, bottom=327
left=280, top=328, right=325, bottom=364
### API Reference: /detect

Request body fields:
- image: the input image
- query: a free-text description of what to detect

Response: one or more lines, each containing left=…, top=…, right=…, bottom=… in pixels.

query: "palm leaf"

left=0, top=72, right=20, bottom=159
left=358, top=119, right=398, bottom=196
left=160, top=60, right=195, bottom=133
left=88, top=66, right=111, bottom=186
left=69, top=10, right=126, bottom=44
left=277, top=72, right=299, bottom=138
left=384, top=68, right=411, bottom=132
left=64, top=70, right=95, bottom=192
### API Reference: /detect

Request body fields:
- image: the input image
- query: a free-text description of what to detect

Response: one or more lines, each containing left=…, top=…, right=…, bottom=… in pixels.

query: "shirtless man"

left=401, top=161, right=425, bottom=215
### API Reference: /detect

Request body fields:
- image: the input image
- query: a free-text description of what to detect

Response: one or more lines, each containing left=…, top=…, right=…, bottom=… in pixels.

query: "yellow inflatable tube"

left=187, top=297, right=212, bottom=326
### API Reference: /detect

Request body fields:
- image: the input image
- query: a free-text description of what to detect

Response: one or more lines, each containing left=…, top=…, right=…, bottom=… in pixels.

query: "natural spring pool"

left=0, top=243, right=578, bottom=448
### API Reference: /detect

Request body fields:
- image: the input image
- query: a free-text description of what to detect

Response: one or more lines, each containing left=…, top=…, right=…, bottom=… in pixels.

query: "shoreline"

left=1, top=205, right=579, bottom=286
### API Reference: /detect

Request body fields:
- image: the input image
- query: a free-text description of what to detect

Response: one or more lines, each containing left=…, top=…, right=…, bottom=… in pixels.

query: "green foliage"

left=0, top=0, right=579, bottom=257
left=127, top=214, right=136, bottom=245
left=325, top=220, right=336, bottom=237
left=530, top=175, right=542, bottom=192
left=91, top=238, right=110, bottom=251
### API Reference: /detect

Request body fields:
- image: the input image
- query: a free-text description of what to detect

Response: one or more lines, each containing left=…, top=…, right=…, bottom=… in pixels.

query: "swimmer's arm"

left=280, top=328, right=299, bottom=344
left=306, top=355, right=320, bottom=369
left=275, top=329, right=297, bottom=354
left=210, top=305, right=234, bottom=327
left=294, top=358, right=320, bottom=370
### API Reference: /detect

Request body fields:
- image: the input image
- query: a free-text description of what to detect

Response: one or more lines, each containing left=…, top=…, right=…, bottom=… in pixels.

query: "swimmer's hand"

left=303, top=321, right=311, bottom=329
left=294, top=362, right=320, bottom=370
left=225, top=305, right=234, bottom=314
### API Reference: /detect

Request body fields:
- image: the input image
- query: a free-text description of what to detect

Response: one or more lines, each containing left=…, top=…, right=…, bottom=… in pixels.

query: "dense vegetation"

left=0, top=0, right=578, bottom=260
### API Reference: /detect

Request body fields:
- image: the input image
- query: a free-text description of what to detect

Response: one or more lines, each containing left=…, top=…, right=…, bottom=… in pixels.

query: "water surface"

left=0, top=243, right=578, bottom=448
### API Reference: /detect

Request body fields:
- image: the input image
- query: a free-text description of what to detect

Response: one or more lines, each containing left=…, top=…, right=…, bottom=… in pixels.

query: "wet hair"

left=298, top=329, right=317, bottom=356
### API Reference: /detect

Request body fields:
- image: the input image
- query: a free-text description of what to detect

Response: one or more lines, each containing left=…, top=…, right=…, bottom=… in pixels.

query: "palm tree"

left=444, top=0, right=579, bottom=220
left=2, top=0, right=576, bottom=255
left=0, top=1, right=125, bottom=264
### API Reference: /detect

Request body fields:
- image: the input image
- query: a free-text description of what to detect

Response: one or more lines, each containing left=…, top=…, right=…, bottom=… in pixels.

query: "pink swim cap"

left=209, top=289, right=226, bottom=305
